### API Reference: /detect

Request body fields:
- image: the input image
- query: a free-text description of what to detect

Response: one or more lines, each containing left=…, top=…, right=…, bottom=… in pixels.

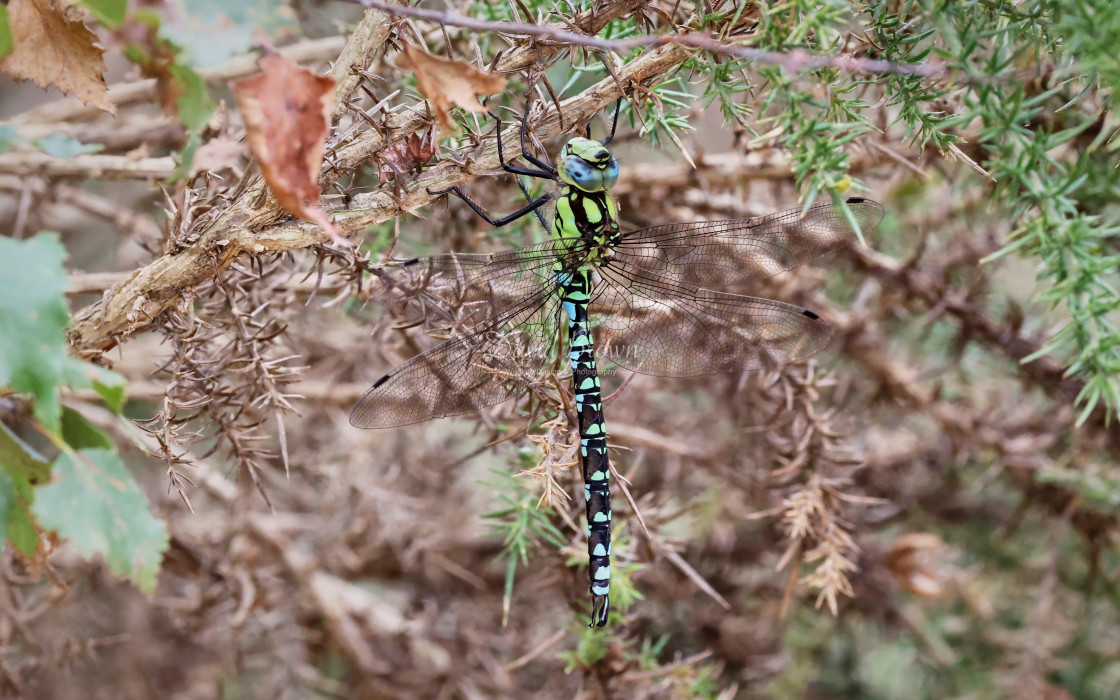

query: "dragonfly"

left=350, top=101, right=884, bottom=627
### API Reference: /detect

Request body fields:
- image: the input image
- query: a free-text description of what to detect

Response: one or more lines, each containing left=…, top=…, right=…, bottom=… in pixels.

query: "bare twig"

left=344, top=0, right=942, bottom=77
left=5, top=36, right=349, bottom=126
left=0, top=153, right=174, bottom=180
left=67, top=37, right=698, bottom=356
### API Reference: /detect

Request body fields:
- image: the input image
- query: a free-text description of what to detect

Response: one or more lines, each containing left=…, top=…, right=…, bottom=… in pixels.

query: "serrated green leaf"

left=36, top=448, right=168, bottom=594
left=61, top=408, right=113, bottom=451
left=62, top=357, right=126, bottom=414
left=0, top=234, right=70, bottom=431
left=0, top=6, right=12, bottom=62
left=35, top=133, right=103, bottom=159
left=0, top=423, right=46, bottom=557
left=80, top=0, right=127, bottom=27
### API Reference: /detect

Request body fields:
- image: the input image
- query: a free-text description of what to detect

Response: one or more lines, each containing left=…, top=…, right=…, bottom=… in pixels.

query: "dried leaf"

left=394, top=43, right=507, bottom=136
left=190, top=137, right=247, bottom=177
left=885, top=532, right=948, bottom=598
left=233, top=52, right=346, bottom=245
left=0, top=0, right=114, bottom=115
left=378, top=132, right=436, bottom=184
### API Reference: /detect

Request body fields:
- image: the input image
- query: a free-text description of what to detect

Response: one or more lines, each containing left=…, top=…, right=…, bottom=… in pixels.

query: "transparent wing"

left=371, top=238, right=585, bottom=332
left=350, top=284, right=563, bottom=428
left=588, top=264, right=831, bottom=377
left=610, top=198, right=883, bottom=289
left=351, top=239, right=587, bottom=428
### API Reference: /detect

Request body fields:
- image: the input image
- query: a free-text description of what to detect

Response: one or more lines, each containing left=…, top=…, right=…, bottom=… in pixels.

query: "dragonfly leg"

left=601, top=98, right=623, bottom=146
left=426, top=184, right=551, bottom=228
left=584, top=97, right=623, bottom=145
left=513, top=177, right=551, bottom=232
left=491, top=103, right=557, bottom=179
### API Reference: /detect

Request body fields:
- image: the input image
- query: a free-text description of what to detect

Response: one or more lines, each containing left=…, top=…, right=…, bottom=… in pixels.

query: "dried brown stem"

left=4, top=36, right=349, bottom=126
left=0, top=152, right=175, bottom=180
left=67, top=33, right=697, bottom=357
left=344, top=0, right=941, bottom=77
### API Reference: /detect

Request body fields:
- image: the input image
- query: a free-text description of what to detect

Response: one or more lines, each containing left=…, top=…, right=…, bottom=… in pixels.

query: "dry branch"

left=0, top=152, right=175, bottom=179
left=346, top=0, right=940, bottom=76
left=67, top=3, right=701, bottom=357
left=4, top=36, right=349, bottom=126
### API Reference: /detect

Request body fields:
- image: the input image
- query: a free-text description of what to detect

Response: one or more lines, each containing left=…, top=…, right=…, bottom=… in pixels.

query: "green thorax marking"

left=552, top=137, right=620, bottom=268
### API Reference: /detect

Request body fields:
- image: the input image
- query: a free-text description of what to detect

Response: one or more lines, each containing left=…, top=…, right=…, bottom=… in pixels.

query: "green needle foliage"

left=482, top=470, right=566, bottom=625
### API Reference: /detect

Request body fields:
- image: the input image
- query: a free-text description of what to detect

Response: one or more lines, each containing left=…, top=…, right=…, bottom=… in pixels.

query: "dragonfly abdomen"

left=561, top=268, right=612, bottom=627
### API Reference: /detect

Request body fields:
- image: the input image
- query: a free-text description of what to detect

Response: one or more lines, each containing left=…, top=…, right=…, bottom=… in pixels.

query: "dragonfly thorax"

left=558, top=137, right=619, bottom=192
left=552, top=184, right=621, bottom=258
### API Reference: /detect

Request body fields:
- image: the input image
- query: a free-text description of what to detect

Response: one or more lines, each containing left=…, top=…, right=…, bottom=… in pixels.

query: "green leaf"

left=60, top=408, right=113, bottom=450
left=0, top=422, right=51, bottom=485
left=166, top=132, right=202, bottom=183
left=36, top=448, right=169, bottom=594
left=0, top=6, right=12, bottom=62
left=0, top=469, right=38, bottom=558
left=170, top=63, right=215, bottom=132
left=160, top=0, right=298, bottom=69
left=34, top=133, right=103, bottom=158
left=0, top=470, right=14, bottom=548
left=0, top=234, right=70, bottom=431
left=0, top=423, right=47, bottom=557
left=80, top=0, right=127, bottom=27
left=0, top=125, right=16, bottom=154
left=62, top=357, right=126, bottom=414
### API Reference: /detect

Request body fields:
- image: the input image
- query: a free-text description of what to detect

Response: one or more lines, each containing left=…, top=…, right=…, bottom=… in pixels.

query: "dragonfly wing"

left=611, top=198, right=883, bottom=289
left=371, top=239, right=580, bottom=333
left=350, top=286, right=562, bottom=428
left=589, top=264, right=831, bottom=377
left=351, top=240, right=585, bottom=428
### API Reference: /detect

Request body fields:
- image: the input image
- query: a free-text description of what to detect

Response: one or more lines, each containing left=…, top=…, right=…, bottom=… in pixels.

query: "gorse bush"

left=0, top=0, right=1116, bottom=697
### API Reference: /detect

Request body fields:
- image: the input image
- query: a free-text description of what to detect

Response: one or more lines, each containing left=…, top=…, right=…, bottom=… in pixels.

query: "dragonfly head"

left=558, top=137, right=618, bottom=193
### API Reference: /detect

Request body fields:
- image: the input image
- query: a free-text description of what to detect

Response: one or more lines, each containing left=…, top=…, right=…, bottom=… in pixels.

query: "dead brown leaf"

left=190, top=137, right=247, bottom=177
left=885, top=532, right=949, bottom=598
left=114, top=18, right=184, bottom=120
left=233, top=52, right=347, bottom=246
left=394, top=43, right=507, bottom=136
left=0, top=0, right=114, bottom=114
left=377, top=131, right=436, bottom=184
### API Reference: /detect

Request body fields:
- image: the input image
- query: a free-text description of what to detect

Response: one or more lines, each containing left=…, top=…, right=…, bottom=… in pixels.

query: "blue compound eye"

left=601, top=157, right=618, bottom=189
left=563, top=156, right=603, bottom=190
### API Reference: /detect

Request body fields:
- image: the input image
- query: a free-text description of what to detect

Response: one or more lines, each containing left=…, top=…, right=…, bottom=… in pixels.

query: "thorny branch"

left=1, top=0, right=1113, bottom=692
left=65, top=3, right=693, bottom=357
left=345, top=0, right=942, bottom=77
left=2, top=35, right=349, bottom=126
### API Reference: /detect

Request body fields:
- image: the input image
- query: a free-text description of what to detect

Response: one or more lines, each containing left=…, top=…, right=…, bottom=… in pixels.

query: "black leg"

left=511, top=101, right=558, bottom=177
left=514, top=176, right=551, bottom=231
left=601, top=98, right=623, bottom=146
left=495, top=111, right=556, bottom=179
left=427, top=185, right=551, bottom=228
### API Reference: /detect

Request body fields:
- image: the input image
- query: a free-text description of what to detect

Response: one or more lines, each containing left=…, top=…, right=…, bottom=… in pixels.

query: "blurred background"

left=0, top=1, right=1117, bottom=698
